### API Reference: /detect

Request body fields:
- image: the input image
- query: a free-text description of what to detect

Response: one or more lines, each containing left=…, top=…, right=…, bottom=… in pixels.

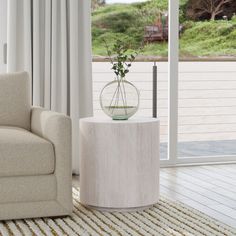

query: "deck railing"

left=93, top=61, right=236, bottom=146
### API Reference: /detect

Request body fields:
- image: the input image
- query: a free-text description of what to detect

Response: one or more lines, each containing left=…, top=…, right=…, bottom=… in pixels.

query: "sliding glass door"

left=91, top=0, right=236, bottom=166
left=177, top=62, right=236, bottom=164
left=91, top=0, right=170, bottom=161
left=161, top=0, right=236, bottom=166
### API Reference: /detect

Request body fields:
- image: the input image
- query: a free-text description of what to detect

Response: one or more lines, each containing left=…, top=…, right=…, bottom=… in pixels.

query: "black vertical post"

left=3, top=43, right=7, bottom=64
left=153, top=61, right=157, bottom=118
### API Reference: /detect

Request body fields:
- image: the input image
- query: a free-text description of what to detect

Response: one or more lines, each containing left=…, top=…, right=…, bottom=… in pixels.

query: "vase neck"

left=116, top=76, right=125, bottom=80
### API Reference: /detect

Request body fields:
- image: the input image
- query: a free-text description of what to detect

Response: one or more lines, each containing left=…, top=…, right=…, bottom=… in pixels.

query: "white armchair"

left=0, top=72, right=72, bottom=220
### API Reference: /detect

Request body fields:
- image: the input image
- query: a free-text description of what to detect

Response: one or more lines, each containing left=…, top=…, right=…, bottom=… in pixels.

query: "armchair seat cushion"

left=0, top=126, right=55, bottom=177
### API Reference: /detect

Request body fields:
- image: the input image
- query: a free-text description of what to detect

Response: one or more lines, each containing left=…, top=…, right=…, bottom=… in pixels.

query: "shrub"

left=92, top=0, right=236, bottom=57
left=101, top=11, right=135, bottom=33
left=232, top=14, right=236, bottom=22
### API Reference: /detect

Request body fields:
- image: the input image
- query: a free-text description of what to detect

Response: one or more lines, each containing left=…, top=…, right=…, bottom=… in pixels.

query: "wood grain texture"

left=160, top=164, right=236, bottom=228
left=73, top=163, right=236, bottom=227
left=79, top=117, right=160, bottom=209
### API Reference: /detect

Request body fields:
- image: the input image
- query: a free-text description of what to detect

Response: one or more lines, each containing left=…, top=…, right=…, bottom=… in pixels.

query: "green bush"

left=92, top=27, right=106, bottom=39
left=145, top=0, right=168, bottom=11
left=100, top=11, right=137, bottom=33
left=92, top=0, right=236, bottom=57
left=142, top=42, right=168, bottom=56
left=180, top=20, right=236, bottom=56
left=92, top=32, right=139, bottom=56
left=231, top=14, right=236, bottom=23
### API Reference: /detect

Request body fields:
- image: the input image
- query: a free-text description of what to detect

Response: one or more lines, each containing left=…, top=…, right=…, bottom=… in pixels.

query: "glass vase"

left=100, top=78, right=140, bottom=120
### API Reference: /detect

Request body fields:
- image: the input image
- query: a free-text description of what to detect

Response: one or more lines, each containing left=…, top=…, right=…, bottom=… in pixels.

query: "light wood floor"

left=73, top=163, right=236, bottom=228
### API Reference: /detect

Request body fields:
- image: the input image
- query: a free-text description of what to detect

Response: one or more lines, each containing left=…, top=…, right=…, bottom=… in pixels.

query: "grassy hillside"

left=180, top=20, right=236, bottom=57
left=92, top=0, right=236, bottom=57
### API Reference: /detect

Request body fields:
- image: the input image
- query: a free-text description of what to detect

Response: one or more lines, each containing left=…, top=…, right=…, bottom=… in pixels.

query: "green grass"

left=180, top=20, right=236, bottom=56
left=92, top=2, right=148, bottom=55
left=92, top=0, right=236, bottom=57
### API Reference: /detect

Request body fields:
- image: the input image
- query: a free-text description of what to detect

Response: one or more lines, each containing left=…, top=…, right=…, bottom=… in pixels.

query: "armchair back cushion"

left=0, top=71, right=31, bottom=130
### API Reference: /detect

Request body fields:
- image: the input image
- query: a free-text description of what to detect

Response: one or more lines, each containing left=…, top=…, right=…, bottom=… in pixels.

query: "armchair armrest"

left=31, top=106, right=72, bottom=213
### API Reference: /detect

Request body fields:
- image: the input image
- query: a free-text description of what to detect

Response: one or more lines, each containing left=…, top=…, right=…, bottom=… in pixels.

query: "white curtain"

left=7, top=0, right=93, bottom=174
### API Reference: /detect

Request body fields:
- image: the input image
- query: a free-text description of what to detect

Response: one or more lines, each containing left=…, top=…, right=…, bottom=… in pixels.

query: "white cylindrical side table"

left=79, top=117, right=160, bottom=211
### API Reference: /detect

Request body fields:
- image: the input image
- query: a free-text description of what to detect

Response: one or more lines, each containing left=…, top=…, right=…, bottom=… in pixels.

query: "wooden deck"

left=93, top=62, right=236, bottom=158
left=73, top=164, right=236, bottom=228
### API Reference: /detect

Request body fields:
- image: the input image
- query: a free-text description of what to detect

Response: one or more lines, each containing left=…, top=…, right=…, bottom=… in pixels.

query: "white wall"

left=0, top=0, right=7, bottom=73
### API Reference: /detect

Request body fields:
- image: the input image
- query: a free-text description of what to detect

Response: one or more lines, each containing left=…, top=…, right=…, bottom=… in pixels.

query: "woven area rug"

left=0, top=188, right=236, bottom=236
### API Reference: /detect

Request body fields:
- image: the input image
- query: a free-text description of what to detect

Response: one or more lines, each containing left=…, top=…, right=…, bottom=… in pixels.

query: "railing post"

left=153, top=61, right=157, bottom=118
left=3, top=43, right=7, bottom=64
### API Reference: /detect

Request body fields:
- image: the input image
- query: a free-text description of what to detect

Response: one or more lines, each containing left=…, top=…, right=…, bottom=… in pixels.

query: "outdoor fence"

left=93, top=61, right=236, bottom=148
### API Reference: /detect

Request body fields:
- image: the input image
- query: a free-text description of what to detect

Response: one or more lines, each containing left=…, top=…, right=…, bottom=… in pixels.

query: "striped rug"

left=0, top=188, right=235, bottom=236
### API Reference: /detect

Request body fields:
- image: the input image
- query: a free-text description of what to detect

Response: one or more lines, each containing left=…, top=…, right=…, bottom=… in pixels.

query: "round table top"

left=80, top=116, right=160, bottom=124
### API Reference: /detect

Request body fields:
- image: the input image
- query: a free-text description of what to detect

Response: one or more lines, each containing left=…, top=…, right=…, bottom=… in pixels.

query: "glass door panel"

left=91, top=0, right=169, bottom=160
left=178, top=0, right=236, bottom=161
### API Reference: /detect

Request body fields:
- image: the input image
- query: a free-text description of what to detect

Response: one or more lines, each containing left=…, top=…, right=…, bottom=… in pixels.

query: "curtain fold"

left=7, top=0, right=93, bottom=174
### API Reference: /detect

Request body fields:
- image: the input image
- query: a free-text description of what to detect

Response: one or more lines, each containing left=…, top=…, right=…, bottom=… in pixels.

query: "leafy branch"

left=103, top=39, right=141, bottom=78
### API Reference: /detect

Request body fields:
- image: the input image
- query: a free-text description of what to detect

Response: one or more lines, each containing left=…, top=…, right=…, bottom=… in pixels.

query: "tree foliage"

left=92, top=0, right=106, bottom=11
left=187, top=0, right=232, bottom=21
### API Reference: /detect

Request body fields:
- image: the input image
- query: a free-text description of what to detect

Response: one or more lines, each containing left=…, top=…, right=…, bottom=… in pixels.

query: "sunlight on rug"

left=0, top=188, right=235, bottom=235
